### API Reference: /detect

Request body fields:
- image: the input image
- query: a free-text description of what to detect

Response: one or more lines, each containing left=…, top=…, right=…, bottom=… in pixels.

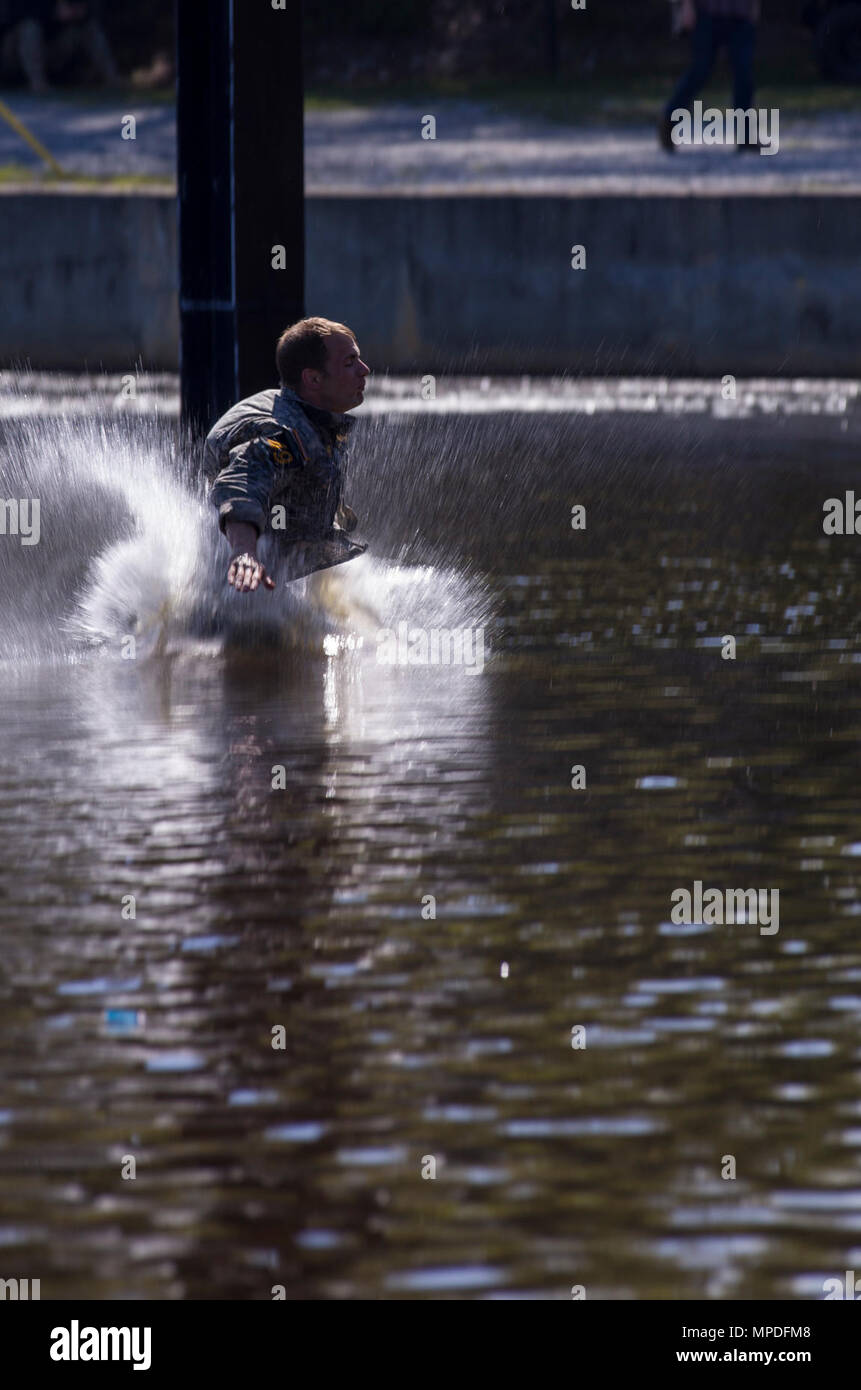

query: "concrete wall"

left=0, top=191, right=858, bottom=375
left=0, top=191, right=178, bottom=371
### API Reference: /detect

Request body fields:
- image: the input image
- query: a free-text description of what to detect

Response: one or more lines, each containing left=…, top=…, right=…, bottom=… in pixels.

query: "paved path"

left=0, top=92, right=175, bottom=178
left=1, top=91, right=861, bottom=192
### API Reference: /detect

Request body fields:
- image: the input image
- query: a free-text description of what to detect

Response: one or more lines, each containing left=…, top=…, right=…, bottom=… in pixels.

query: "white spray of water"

left=0, top=403, right=493, bottom=665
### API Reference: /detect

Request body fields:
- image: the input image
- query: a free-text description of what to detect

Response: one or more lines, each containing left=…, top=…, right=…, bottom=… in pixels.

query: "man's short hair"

left=276, top=316, right=355, bottom=389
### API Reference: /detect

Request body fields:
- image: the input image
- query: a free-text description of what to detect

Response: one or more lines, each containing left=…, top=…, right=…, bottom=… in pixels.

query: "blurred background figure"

left=0, top=0, right=120, bottom=93
left=661, top=0, right=761, bottom=152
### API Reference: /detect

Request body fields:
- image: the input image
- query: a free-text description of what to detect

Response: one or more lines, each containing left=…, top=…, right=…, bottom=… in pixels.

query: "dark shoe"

left=658, top=113, right=676, bottom=153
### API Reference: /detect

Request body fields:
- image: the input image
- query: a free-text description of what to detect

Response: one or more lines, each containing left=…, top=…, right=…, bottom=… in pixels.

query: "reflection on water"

left=0, top=380, right=859, bottom=1299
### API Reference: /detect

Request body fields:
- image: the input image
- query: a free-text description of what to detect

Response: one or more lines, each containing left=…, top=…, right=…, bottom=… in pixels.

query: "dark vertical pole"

left=177, top=0, right=234, bottom=434
left=177, top=0, right=305, bottom=435
left=233, top=2, right=305, bottom=401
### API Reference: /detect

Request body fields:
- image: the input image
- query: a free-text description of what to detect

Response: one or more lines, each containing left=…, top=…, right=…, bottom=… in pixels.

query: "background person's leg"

left=664, top=13, right=719, bottom=119
left=728, top=17, right=756, bottom=113
left=3, top=19, right=51, bottom=93
left=44, top=18, right=121, bottom=86
left=0, top=28, right=17, bottom=81
left=78, top=17, right=121, bottom=84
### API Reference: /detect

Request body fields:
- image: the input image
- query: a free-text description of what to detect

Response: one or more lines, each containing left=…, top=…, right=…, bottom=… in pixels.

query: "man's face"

left=300, top=333, right=370, bottom=414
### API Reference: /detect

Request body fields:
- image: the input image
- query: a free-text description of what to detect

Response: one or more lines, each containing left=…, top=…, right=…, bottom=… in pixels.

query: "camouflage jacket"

left=205, top=386, right=367, bottom=581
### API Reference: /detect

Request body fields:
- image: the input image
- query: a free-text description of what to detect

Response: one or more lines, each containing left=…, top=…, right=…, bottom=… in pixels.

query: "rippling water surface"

left=0, top=377, right=859, bottom=1299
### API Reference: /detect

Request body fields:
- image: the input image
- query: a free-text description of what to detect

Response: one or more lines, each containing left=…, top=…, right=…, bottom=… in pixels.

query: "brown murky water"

left=0, top=381, right=859, bottom=1298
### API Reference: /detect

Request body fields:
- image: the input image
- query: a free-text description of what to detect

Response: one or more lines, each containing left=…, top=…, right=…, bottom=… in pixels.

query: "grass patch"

left=0, top=162, right=174, bottom=190
left=0, top=161, right=34, bottom=183
left=307, top=72, right=861, bottom=125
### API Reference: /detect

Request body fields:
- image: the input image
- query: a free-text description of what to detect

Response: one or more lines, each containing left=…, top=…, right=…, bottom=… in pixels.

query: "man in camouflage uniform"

left=205, top=317, right=370, bottom=592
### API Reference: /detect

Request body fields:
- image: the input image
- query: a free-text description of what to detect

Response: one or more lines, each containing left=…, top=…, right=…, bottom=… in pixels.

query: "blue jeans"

left=665, top=14, right=757, bottom=117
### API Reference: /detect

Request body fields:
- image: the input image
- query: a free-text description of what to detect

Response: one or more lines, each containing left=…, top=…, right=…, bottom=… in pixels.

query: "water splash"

left=0, top=390, right=493, bottom=665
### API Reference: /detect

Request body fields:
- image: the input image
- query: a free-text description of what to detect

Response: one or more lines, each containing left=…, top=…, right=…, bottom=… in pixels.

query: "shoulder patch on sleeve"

left=262, top=436, right=296, bottom=467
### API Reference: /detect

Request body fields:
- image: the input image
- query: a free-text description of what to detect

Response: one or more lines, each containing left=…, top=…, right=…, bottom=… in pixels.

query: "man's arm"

left=679, top=0, right=696, bottom=32
left=211, top=432, right=298, bottom=593
left=56, top=2, right=90, bottom=21
left=670, top=0, right=696, bottom=34
left=224, top=520, right=275, bottom=593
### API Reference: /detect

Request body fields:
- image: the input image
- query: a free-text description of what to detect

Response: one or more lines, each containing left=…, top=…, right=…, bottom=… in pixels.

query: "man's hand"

left=227, top=551, right=276, bottom=593
left=224, top=520, right=274, bottom=592
left=56, top=1, right=90, bottom=22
